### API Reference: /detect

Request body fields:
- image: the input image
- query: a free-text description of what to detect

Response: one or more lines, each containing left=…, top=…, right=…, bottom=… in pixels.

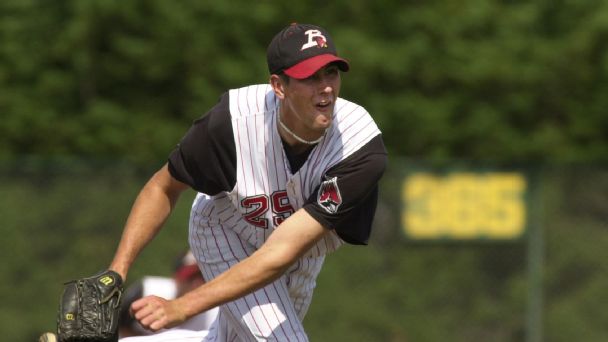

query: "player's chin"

left=313, top=113, right=333, bottom=129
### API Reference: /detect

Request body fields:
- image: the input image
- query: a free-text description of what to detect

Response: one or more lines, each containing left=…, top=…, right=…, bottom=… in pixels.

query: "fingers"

left=130, top=296, right=153, bottom=313
left=140, top=310, right=166, bottom=331
left=130, top=296, right=168, bottom=332
left=130, top=296, right=187, bottom=331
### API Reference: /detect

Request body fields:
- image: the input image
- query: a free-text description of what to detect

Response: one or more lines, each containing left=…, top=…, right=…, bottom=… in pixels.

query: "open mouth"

left=316, top=101, right=331, bottom=109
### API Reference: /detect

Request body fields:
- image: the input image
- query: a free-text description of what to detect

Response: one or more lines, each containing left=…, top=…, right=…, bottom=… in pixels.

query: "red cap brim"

left=283, top=54, right=349, bottom=79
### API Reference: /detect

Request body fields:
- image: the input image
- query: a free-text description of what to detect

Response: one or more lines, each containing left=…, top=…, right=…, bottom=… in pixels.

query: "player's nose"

left=317, top=77, right=334, bottom=94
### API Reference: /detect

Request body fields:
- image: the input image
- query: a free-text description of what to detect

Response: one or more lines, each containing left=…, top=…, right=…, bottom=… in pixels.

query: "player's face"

left=281, top=64, right=341, bottom=134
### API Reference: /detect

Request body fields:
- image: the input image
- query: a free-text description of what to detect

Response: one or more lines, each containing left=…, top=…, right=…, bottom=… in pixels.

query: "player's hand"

left=130, top=295, right=188, bottom=331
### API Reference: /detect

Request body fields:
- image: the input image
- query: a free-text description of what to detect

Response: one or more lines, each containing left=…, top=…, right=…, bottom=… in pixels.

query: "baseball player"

left=109, top=23, right=387, bottom=341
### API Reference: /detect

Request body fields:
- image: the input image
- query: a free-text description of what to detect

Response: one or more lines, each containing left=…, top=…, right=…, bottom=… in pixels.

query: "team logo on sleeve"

left=317, top=177, right=342, bottom=214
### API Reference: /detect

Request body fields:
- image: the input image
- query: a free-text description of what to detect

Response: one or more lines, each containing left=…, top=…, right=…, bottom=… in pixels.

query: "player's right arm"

left=109, top=164, right=189, bottom=280
left=131, top=208, right=328, bottom=331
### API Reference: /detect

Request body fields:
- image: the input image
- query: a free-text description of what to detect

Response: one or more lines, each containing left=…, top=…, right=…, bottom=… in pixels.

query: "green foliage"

left=2, top=1, right=608, bottom=341
left=2, top=1, right=608, bottom=163
left=0, top=160, right=195, bottom=341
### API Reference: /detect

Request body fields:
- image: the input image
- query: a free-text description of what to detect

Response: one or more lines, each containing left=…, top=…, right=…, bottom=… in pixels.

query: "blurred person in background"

left=119, top=250, right=218, bottom=339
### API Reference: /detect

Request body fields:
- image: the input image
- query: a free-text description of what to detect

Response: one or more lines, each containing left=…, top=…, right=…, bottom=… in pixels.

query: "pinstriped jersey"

left=230, top=84, right=381, bottom=256
left=169, top=84, right=386, bottom=258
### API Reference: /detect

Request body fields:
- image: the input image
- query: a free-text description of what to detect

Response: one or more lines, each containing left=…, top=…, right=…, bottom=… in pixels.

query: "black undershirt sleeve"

left=303, top=134, right=388, bottom=245
left=167, top=92, right=237, bottom=195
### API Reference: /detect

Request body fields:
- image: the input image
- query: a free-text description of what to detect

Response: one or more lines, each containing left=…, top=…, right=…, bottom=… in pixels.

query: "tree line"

left=2, top=0, right=608, bottom=164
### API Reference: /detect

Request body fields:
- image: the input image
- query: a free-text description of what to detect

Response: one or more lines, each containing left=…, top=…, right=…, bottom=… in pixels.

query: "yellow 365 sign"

left=402, top=172, right=527, bottom=240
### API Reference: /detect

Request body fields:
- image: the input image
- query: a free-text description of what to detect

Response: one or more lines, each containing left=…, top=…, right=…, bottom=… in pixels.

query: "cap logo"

left=301, top=30, right=328, bottom=50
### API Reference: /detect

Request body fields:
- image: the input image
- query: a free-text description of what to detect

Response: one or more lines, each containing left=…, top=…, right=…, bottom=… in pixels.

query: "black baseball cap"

left=267, top=23, right=350, bottom=79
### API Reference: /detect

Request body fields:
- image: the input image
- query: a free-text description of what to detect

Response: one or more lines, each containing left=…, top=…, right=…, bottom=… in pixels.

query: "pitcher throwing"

left=106, top=22, right=387, bottom=341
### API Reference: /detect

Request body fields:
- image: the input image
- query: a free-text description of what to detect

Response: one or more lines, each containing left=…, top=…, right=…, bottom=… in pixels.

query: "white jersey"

left=181, top=84, right=383, bottom=341
left=190, top=84, right=381, bottom=261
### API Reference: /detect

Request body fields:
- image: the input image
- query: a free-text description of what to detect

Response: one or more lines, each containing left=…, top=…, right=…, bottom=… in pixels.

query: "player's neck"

left=277, top=107, right=326, bottom=150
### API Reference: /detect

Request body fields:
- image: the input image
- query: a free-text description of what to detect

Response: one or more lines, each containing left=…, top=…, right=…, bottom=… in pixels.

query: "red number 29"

left=241, top=191, right=295, bottom=229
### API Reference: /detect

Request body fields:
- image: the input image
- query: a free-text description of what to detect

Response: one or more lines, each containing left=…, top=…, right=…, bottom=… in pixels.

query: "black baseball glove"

left=57, top=270, right=124, bottom=342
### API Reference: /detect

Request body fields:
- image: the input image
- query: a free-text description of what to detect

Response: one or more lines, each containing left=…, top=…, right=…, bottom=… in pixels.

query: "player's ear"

left=270, top=74, right=286, bottom=100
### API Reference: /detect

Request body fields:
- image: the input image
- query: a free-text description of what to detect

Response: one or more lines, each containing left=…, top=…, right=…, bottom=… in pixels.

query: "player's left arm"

left=304, top=134, right=388, bottom=244
left=131, top=208, right=327, bottom=331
